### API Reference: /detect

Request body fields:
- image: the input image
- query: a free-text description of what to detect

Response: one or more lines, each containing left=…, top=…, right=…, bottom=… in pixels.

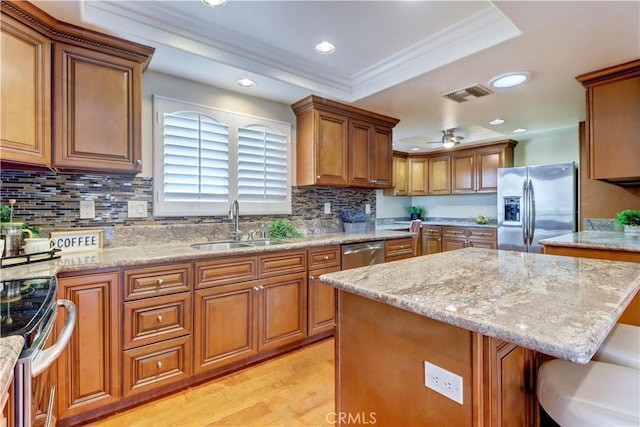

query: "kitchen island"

left=320, top=248, right=640, bottom=426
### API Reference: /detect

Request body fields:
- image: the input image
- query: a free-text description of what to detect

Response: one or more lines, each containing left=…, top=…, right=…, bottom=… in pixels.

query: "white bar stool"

left=593, top=323, right=640, bottom=370
left=537, top=359, right=640, bottom=426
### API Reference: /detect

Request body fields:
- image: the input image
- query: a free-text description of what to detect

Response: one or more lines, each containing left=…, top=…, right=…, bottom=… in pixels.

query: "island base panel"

left=335, top=290, right=477, bottom=426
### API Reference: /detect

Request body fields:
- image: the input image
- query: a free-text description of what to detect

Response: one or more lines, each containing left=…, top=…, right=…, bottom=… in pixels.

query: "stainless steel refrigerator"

left=497, top=162, right=577, bottom=253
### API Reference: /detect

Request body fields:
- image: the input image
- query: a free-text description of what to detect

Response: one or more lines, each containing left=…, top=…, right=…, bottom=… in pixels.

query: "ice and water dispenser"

left=503, top=197, right=521, bottom=222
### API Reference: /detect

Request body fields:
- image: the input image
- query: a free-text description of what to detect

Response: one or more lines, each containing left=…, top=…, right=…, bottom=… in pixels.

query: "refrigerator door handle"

left=528, top=178, right=536, bottom=245
left=522, top=179, right=528, bottom=246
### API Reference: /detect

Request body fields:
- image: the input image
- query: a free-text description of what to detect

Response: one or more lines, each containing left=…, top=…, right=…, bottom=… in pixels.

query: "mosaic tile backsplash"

left=1, top=171, right=376, bottom=244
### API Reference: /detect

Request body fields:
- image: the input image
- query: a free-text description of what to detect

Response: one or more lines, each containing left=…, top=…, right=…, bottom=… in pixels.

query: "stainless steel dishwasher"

left=341, top=240, right=385, bottom=270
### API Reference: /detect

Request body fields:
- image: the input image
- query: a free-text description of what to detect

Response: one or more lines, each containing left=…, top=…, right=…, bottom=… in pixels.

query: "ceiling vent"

left=443, top=84, right=493, bottom=103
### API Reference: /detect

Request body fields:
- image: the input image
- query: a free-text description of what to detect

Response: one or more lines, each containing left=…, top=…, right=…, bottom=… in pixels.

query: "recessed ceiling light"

left=315, top=41, right=335, bottom=54
left=410, top=147, right=421, bottom=151
left=513, top=128, right=528, bottom=134
left=201, top=0, right=227, bottom=8
left=489, top=118, right=505, bottom=125
left=236, top=78, right=255, bottom=88
left=489, top=72, right=530, bottom=88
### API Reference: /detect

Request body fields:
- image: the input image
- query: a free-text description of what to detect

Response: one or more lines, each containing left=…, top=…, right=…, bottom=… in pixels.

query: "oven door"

left=14, top=300, right=76, bottom=427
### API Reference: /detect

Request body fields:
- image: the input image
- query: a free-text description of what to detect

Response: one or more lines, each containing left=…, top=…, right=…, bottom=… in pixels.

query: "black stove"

left=0, top=276, right=57, bottom=348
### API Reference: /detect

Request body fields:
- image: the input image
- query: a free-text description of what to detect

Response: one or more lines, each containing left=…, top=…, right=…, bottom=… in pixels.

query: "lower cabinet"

left=442, top=226, right=497, bottom=251
left=56, top=271, right=121, bottom=423
left=421, top=226, right=442, bottom=254
left=483, top=337, right=539, bottom=427
left=385, top=237, right=416, bottom=261
left=308, top=266, right=339, bottom=336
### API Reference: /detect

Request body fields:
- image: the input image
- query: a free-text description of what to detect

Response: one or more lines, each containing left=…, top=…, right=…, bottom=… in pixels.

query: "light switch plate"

left=127, top=201, right=148, bottom=218
left=79, top=200, right=95, bottom=219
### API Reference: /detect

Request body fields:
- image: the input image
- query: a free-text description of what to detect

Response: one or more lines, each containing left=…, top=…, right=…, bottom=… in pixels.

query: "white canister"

left=23, top=238, right=55, bottom=255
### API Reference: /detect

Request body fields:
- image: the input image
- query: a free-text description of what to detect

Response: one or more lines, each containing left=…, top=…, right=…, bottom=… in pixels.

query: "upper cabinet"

left=576, top=59, right=640, bottom=183
left=292, top=95, right=399, bottom=188
left=0, top=0, right=154, bottom=174
left=383, top=152, right=408, bottom=196
left=428, top=155, right=451, bottom=195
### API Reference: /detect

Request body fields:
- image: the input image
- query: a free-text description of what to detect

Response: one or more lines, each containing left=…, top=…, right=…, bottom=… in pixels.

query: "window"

left=153, top=96, right=292, bottom=216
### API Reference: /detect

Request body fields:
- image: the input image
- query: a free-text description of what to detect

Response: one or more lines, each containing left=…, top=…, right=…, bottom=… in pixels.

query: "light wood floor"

left=86, top=338, right=335, bottom=427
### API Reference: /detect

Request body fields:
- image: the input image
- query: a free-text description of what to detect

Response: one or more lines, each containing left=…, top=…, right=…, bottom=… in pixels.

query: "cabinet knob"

left=156, top=361, right=162, bottom=369
left=259, top=285, right=264, bottom=290
left=157, top=315, right=163, bottom=322
left=253, top=286, right=260, bottom=291
left=136, top=159, right=143, bottom=166
left=309, top=275, right=317, bottom=280
left=323, top=255, right=329, bottom=260
left=469, top=241, right=474, bottom=247
left=316, top=175, right=321, bottom=179
left=157, top=278, right=164, bottom=286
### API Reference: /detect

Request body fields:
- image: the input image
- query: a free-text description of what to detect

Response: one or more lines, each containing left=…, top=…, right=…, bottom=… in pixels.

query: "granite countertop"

left=377, top=219, right=497, bottom=231
left=0, top=230, right=413, bottom=281
left=320, top=247, right=640, bottom=363
left=539, top=231, right=640, bottom=253
left=0, top=336, right=24, bottom=399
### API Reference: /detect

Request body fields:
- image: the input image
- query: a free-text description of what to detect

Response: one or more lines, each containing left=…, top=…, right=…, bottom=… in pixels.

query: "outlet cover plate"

left=127, top=201, right=148, bottom=218
left=424, top=361, right=463, bottom=404
left=79, top=200, right=95, bottom=219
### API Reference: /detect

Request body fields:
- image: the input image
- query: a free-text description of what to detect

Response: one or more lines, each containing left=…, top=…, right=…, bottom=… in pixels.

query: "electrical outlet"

left=127, top=201, right=148, bottom=218
left=324, top=202, right=331, bottom=214
left=365, top=203, right=371, bottom=214
left=79, top=200, right=95, bottom=219
left=424, top=361, right=463, bottom=404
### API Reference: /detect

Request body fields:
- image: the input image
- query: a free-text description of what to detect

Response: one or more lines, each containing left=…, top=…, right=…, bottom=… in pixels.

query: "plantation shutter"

left=163, top=111, right=229, bottom=202
left=237, top=125, right=288, bottom=203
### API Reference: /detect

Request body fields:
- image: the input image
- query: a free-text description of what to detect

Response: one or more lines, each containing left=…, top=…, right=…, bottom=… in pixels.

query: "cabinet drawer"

left=467, top=228, right=496, bottom=240
left=442, top=227, right=468, bottom=238
left=385, top=237, right=415, bottom=261
left=122, top=335, right=192, bottom=398
left=258, top=250, right=307, bottom=278
left=422, top=227, right=442, bottom=237
left=195, top=256, right=258, bottom=289
left=123, top=263, right=192, bottom=300
left=123, top=293, right=192, bottom=350
left=307, top=246, right=340, bottom=270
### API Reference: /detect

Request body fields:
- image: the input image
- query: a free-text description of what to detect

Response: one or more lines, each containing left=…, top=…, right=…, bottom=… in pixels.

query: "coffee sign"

left=50, top=229, right=104, bottom=253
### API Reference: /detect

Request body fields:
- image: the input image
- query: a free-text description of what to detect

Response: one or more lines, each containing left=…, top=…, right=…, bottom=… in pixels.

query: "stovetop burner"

left=0, top=277, right=57, bottom=345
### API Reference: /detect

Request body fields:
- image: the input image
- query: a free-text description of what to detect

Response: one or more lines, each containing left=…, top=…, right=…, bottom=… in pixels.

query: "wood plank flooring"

left=86, top=338, right=335, bottom=427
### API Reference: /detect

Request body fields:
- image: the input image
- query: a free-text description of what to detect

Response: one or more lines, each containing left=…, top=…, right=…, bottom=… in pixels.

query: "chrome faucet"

left=228, top=199, right=243, bottom=240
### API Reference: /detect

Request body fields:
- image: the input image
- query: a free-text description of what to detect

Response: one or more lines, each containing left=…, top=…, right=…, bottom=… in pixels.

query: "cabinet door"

left=53, top=43, right=142, bottom=173
left=258, top=272, right=307, bottom=352
left=56, top=272, right=120, bottom=420
left=476, top=148, right=504, bottom=192
left=348, top=119, right=373, bottom=187
left=428, top=155, right=451, bottom=195
left=0, top=14, right=51, bottom=167
left=408, top=158, right=428, bottom=195
left=442, top=227, right=468, bottom=252
left=589, top=76, right=640, bottom=180
left=371, top=126, right=393, bottom=188
left=421, top=228, right=442, bottom=255
left=308, top=266, right=339, bottom=336
left=385, top=237, right=416, bottom=261
left=451, top=151, right=475, bottom=194
left=387, top=155, right=408, bottom=196
left=484, top=338, right=538, bottom=427
left=313, top=109, right=349, bottom=186
left=193, top=282, right=259, bottom=374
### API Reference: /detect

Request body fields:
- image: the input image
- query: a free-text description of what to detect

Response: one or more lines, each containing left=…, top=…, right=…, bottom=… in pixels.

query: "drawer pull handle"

left=323, top=255, right=329, bottom=261
left=156, top=361, right=162, bottom=369
left=157, top=315, right=163, bottom=322
left=157, top=279, right=164, bottom=286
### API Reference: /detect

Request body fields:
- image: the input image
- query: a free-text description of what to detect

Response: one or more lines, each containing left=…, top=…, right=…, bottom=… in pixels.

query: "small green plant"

left=405, top=206, right=425, bottom=220
left=268, top=219, right=302, bottom=240
left=615, top=209, right=640, bottom=226
left=0, top=203, right=41, bottom=237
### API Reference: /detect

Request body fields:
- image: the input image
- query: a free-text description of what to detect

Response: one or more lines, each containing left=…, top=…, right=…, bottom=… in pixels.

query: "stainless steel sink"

left=191, top=241, right=252, bottom=251
left=247, top=239, right=284, bottom=246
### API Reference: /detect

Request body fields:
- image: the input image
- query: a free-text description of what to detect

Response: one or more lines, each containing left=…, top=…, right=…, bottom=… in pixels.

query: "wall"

left=376, top=126, right=580, bottom=219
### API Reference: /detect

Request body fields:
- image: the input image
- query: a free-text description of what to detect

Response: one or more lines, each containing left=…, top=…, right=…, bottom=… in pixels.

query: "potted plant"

left=405, top=206, right=425, bottom=221
left=614, top=209, right=640, bottom=236
left=340, top=209, right=371, bottom=234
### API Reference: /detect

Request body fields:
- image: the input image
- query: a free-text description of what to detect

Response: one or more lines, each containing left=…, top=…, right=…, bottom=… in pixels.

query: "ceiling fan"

left=426, top=128, right=465, bottom=149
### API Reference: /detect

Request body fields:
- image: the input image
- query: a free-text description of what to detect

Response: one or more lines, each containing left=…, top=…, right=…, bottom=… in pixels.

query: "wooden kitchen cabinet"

left=0, top=0, right=153, bottom=174
left=451, top=142, right=516, bottom=194
left=383, top=153, right=409, bottom=196
left=483, top=337, right=539, bottom=427
left=53, top=43, right=143, bottom=173
left=577, top=60, right=640, bottom=182
left=56, top=271, right=121, bottom=423
left=307, top=246, right=341, bottom=336
left=422, top=226, right=442, bottom=255
left=442, top=226, right=497, bottom=251
left=292, top=95, right=399, bottom=188
left=428, top=155, right=451, bottom=195
left=385, top=237, right=416, bottom=262
left=408, top=157, right=428, bottom=195
left=0, top=11, right=51, bottom=168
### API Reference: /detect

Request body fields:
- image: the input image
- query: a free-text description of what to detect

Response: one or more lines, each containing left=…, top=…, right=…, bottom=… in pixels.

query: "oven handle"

left=31, top=299, right=76, bottom=378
